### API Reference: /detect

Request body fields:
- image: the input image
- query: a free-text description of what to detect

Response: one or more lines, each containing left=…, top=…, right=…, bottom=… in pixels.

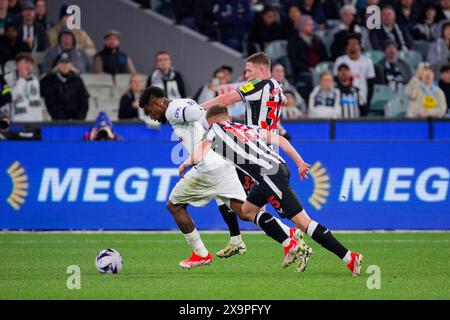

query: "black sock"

left=218, top=204, right=241, bottom=237
left=254, top=212, right=289, bottom=244
left=307, top=222, right=348, bottom=259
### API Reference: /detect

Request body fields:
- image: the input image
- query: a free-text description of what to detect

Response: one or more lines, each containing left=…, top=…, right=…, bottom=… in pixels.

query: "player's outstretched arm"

left=200, top=91, right=241, bottom=110
left=260, top=129, right=311, bottom=181
left=178, top=140, right=212, bottom=177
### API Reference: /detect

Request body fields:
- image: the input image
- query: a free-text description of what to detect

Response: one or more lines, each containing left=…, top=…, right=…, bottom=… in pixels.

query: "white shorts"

left=168, top=163, right=246, bottom=208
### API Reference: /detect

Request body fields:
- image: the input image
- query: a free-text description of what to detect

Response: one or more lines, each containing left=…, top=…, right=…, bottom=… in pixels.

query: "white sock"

left=229, top=235, right=242, bottom=245
left=342, top=250, right=352, bottom=265
left=184, top=229, right=209, bottom=257
left=306, top=220, right=319, bottom=237
left=274, top=217, right=291, bottom=236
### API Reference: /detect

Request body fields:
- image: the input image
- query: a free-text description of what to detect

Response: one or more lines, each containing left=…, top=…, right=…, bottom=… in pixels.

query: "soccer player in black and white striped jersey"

left=179, top=105, right=364, bottom=276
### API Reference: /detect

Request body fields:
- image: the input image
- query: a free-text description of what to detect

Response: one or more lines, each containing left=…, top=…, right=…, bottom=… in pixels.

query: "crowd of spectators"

left=0, top=0, right=449, bottom=129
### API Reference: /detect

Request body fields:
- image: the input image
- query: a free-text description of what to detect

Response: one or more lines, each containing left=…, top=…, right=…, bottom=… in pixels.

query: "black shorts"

left=237, top=169, right=255, bottom=195
left=246, top=163, right=303, bottom=219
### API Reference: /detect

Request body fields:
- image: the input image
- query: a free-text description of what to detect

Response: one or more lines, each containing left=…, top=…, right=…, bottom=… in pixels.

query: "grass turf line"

left=0, top=232, right=449, bottom=300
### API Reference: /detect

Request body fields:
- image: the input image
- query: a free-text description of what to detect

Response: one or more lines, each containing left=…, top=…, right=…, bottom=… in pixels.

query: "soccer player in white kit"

left=140, top=86, right=307, bottom=270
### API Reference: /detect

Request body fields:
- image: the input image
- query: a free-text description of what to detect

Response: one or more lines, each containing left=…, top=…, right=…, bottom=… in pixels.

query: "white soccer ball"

left=95, top=248, right=123, bottom=274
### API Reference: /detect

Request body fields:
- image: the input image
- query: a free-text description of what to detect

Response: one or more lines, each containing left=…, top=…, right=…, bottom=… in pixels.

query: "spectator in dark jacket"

left=299, top=0, right=327, bottom=29
left=119, top=73, right=144, bottom=119
left=248, top=5, right=284, bottom=51
left=171, top=0, right=197, bottom=30
left=40, top=52, right=89, bottom=120
left=17, top=1, right=48, bottom=52
left=35, top=0, right=53, bottom=30
left=194, top=0, right=218, bottom=40
left=282, top=4, right=302, bottom=38
left=0, top=21, right=30, bottom=64
left=42, top=29, right=91, bottom=74
left=288, top=15, right=328, bottom=98
left=412, top=3, right=440, bottom=42
left=376, top=39, right=412, bottom=91
left=93, top=30, right=136, bottom=75
left=369, top=5, right=414, bottom=51
left=146, top=51, right=186, bottom=99
left=213, top=0, right=253, bottom=51
left=439, top=64, right=450, bottom=114
left=395, top=0, right=420, bottom=31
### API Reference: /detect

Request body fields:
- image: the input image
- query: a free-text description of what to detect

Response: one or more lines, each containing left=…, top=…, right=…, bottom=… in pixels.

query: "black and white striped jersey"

left=204, top=121, right=286, bottom=181
left=236, top=78, right=286, bottom=132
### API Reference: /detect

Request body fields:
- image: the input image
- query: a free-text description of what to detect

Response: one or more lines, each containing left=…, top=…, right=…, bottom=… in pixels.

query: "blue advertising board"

left=0, top=140, right=449, bottom=230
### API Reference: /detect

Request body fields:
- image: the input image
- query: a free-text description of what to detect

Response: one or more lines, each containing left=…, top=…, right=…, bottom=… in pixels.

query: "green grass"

left=0, top=232, right=449, bottom=300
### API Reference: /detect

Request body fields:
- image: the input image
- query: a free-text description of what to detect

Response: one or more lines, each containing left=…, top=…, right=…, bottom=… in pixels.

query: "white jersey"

left=165, top=99, right=227, bottom=180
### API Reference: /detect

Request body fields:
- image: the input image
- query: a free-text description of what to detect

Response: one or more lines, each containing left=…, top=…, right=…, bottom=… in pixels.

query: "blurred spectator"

left=48, top=4, right=96, bottom=56
left=412, top=3, right=440, bottom=41
left=40, top=52, right=89, bottom=120
left=84, top=112, right=122, bottom=141
left=35, top=0, right=53, bottom=30
left=7, top=0, right=21, bottom=17
left=299, top=0, right=327, bottom=29
left=271, top=63, right=307, bottom=112
left=281, top=90, right=304, bottom=120
left=0, top=0, right=16, bottom=36
left=4, top=52, right=42, bottom=122
left=308, top=71, right=341, bottom=118
left=118, top=73, right=144, bottom=119
left=369, top=5, right=413, bottom=51
left=288, top=15, right=328, bottom=99
left=248, top=5, right=284, bottom=51
left=194, top=66, right=233, bottom=104
left=194, top=0, right=218, bottom=40
left=0, top=71, right=11, bottom=114
left=0, top=21, right=31, bottom=64
left=17, top=1, right=48, bottom=52
left=146, top=51, right=186, bottom=99
left=437, top=0, right=450, bottom=20
left=395, top=0, right=419, bottom=31
left=334, top=34, right=376, bottom=103
left=405, top=64, right=447, bottom=118
left=172, top=0, right=197, bottom=30
left=282, top=4, right=302, bottom=38
left=375, top=39, right=412, bottom=91
left=335, top=63, right=367, bottom=118
left=438, top=64, right=450, bottom=114
left=93, top=30, right=136, bottom=75
left=320, top=0, right=340, bottom=20
left=330, top=5, right=370, bottom=60
left=213, top=0, right=253, bottom=51
left=42, top=29, right=91, bottom=74
left=427, top=21, right=450, bottom=71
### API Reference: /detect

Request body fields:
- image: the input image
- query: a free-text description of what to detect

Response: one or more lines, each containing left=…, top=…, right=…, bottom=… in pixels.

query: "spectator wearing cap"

left=42, top=29, right=91, bottom=74
left=17, top=0, right=48, bottom=52
left=335, top=63, right=367, bottom=118
left=93, top=30, right=136, bottom=75
left=330, top=5, right=370, bottom=60
left=40, top=52, right=89, bottom=120
left=334, top=34, right=376, bottom=104
left=35, top=0, right=53, bottom=31
left=0, top=0, right=17, bottom=36
left=271, top=63, right=307, bottom=112
left=439, top=64, right=450, bottom=114
left=405, top=63, right=447, bottom=118
left=0, top=21, right=31, bottom=64
left=412, top=3, right=441, bottom=42
left=288, top=15, right=328, bottom=99
left=369, top=5, right=414, bottom=52
left=427, top=21, right=450, bottom=71
left=375, top=39, right=412, bottom=91
left=4, top=52, right=43, bottom=122
left=248, top=5, right=284, bottom=52
left=84, top=111, right=122, bottom=141
left=146, top=51, right=185, bottom=99
left=47, top=4, right=96, bottom=56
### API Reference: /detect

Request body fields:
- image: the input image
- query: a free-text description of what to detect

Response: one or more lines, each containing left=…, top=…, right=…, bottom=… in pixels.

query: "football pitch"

left=0, top=232, right=449, bottom=300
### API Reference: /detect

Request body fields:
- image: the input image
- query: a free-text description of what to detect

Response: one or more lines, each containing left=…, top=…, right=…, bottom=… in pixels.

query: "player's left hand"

left=298, top=162, right=311, bottom=181
left=178, top=163, right=191, bottom=178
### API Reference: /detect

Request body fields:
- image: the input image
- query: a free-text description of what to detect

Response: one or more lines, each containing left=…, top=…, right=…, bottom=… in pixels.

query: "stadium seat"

left=96, top=98, right=120, bottom=121
left=81, top=74, right=115, bottom=99
left=370, top=84, right=395, bottom=115
left=265, top=40, right=288, bottom=62
left=385, top=89, right=410, bottom=118
left=398, top=50, right=422, bottom=72
left=315, top=29, right=334, bottom=55
left=413, top=41, right=431, bottom=59
left=363, top=50, right=384, bottom=65
left=312, top=61, right=334, bottom=86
